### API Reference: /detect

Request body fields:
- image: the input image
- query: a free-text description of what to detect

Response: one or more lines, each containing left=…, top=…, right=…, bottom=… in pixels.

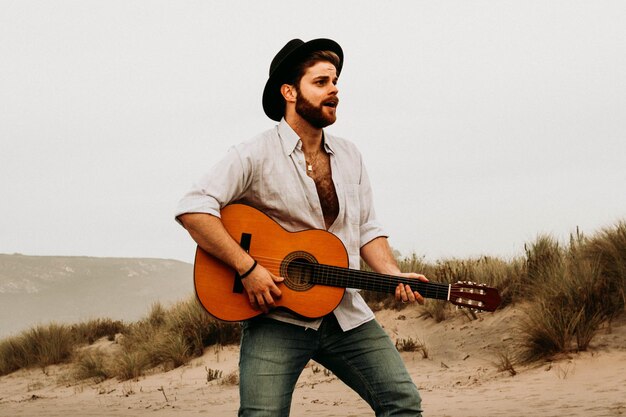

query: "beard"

left=295, top=90, right=337, bottom=129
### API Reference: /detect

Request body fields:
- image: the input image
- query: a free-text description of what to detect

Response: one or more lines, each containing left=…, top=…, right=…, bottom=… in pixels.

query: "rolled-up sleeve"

left=174, top=146, right=252, bottom=226
left=358, top=158, right=388, bottom=246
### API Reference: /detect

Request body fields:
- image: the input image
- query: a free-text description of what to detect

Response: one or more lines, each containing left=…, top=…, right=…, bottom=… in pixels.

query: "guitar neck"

left=309, top=263, right=451, bottom=302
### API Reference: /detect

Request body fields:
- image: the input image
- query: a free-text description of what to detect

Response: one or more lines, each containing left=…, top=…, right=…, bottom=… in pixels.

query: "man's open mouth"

left=323, top=99, right=339, bottom=108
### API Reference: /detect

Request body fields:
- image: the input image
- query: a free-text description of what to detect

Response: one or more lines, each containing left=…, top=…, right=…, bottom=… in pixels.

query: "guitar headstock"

left=449, top=281, right=501, bottom=312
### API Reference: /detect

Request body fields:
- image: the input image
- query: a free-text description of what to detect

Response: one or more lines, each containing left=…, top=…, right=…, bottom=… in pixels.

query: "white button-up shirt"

left=175, top=119, right=387, bottom=331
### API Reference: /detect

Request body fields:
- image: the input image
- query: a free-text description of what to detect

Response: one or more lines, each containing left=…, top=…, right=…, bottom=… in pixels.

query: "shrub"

left=494, top=348, right=517, bottom=376
left=581, top=221, right=626, bottom=318
left=164, top=298, right=238, bottom=356
left=147, top=302, right=167, bottom=328
left=151, top=333, right=193, bottom=369
left=0, top=338, right=29, bottom=375
left=0, top=320, right=123, bottom=376
left=525, top=234, right=563, bottom=287
left=395, top=337, right=428, bottom=358
left=20, top=324, right=74, bottom=368
left=108, top=296, right=241, bottom=379
left=73, top=349, right=112, bottom=382
left=518, top=231, right=618, bottom=362
left=113, top=350, right=148, bottom=381
left=71, top=318, right=127, bottom=344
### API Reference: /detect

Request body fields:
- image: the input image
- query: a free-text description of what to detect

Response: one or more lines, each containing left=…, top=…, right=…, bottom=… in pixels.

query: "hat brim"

left=262, top=38, right=343, bottom=122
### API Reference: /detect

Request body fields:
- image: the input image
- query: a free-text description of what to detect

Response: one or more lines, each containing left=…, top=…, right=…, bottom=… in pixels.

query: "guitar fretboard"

left=305, top=263, right=451, bottom=301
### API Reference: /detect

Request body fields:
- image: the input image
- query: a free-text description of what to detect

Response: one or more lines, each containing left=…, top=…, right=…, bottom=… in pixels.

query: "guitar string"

left=231, top=253, right=493, bottom=303
left=315, top=264, right=449, bottom=299
left=226, top=253, right=453, bottom=299
left=208, top=251, right=492, bottom=307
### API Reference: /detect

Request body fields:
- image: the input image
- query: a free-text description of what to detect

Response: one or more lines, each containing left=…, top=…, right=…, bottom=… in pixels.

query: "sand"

left=1, top=306, right=625, bottom=416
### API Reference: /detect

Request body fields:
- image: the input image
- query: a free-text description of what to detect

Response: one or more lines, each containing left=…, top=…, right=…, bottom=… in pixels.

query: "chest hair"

left=306, top=152, right=339, bottom=229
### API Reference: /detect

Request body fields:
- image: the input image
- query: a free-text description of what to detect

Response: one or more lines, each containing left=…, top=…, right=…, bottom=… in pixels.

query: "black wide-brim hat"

left=262, top=38, right=343, bottom=121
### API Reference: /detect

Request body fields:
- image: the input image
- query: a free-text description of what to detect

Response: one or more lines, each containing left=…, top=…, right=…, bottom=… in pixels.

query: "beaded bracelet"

left=239, top=260, right=257, bottom=279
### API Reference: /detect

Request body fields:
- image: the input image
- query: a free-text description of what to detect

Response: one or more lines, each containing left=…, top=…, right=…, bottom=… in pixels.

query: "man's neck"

left=285, top=114, right=323, bottom=153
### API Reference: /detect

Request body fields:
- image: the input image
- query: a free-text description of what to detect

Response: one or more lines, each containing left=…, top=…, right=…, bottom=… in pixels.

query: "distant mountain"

left=0, top=254, right=194, bottom=338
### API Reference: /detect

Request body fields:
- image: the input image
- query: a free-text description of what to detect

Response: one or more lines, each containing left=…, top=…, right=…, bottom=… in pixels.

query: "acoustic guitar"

left=194, top=204, right=501, bottom=322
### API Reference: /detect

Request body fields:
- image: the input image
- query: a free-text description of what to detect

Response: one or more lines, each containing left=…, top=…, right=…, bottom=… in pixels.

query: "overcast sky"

left=1, top=1, right=625, bottom=264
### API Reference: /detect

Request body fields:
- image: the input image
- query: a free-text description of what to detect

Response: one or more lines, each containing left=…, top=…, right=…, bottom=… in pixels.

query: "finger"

left=405, top=273, right=428, bottom=282
left=270, top=282, right=282, bottom=298
left=263, top=288, right=275, bottom=305
left=414, top=291, right=425, bottom=305
left=398, top=283, right=409, bottom=302
left=246, top=288, right=258, bottom=308
left=255, top=293, right=269, bottom=313
left=404, top=284, right=416, bottom=302
left=263, top=290, right=276, bottom=308
left=395, top=283, right=403, bottom=300
left=415, top=274, right=428, bottom=282
left=268, top=274, right=283, bottom=297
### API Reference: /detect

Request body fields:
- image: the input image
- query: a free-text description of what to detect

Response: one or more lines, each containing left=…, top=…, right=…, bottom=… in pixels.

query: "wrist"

left=376, top=261, right=401, bottom=276
left=239, top=259, right=258, bottom=279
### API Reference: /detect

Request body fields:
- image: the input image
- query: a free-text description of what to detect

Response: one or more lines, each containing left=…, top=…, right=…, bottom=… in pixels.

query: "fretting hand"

left=394, top=272, right=429, bottom=304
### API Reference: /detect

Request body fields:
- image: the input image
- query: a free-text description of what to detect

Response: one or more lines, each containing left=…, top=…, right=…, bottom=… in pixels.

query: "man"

left=176, top=38, right=426, bottom=417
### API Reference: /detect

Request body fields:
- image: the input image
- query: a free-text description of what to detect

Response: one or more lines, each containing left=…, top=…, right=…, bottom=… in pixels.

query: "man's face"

left=294, top=61, right=339, bottom=129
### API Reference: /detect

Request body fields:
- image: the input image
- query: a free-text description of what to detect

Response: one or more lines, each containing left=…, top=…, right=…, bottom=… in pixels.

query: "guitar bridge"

left=233, top=232, right=252, bottom=294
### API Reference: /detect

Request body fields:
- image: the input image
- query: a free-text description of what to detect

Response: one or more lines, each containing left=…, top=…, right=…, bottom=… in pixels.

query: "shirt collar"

left=277, top=118, right=300, bottom=156
left=277, top=118, right=336, bottom=156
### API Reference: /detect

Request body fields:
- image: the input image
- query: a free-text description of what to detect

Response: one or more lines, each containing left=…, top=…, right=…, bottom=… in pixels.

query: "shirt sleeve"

left=174, top=146, right=252, bottom=226
left=358, top=156, right=388, bottom=246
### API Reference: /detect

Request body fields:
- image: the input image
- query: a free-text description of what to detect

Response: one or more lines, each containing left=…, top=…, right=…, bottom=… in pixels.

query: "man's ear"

left=280, top=84, right=297, bottom=103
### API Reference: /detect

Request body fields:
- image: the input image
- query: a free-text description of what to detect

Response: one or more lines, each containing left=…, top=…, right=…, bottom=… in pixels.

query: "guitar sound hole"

left=281, top=251, right=317, bottom=292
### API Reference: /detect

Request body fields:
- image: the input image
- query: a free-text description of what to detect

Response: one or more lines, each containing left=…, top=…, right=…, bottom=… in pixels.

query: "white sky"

left=1, top=1, right=625, bottom=264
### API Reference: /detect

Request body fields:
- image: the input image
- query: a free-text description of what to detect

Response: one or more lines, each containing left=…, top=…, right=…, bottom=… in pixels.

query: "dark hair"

left=283, top=50, right=341, bottom=87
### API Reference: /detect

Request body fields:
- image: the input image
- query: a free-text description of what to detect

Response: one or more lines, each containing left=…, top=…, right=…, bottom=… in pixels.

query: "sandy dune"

left=1, top=306, right=625, bottom=416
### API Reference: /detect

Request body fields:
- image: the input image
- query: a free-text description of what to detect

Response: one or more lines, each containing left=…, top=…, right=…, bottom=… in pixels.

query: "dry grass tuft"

left=493, top=348, right=517, bottom=376
left=395, top=336, right=429, bottom=358
left=109, top=298, right=240, bottom=380
left=73, top=348, right=113, bottom=382
left=517, top=228, right=626, bottom=362
left=70, top=318, right=127, bottom=344
left=0, top=297, right=240, bottom=380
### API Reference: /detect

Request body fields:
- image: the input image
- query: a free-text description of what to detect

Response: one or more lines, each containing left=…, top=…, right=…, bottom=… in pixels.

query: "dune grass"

left=94, top=298, right=241, bottom=380
left=73, top=348, right=113, bottom=382
left=0, top=298, right=239, bottom=380
left=1, top=219, right=625, bottom=380
left=362, top=221, right=626, bottom=362
left=517, top=224, right=626, bottom=362
left=0, top=319, right=125, bottom=376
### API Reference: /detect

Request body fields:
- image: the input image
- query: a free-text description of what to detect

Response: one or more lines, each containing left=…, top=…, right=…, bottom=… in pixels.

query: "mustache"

left=323, top=97, right=339, bottom=106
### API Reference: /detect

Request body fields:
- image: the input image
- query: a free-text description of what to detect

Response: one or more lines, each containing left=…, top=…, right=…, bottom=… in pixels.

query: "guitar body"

left=194, top=204, right=348, bottom=322
left=195, top=205, right=502, bottom=321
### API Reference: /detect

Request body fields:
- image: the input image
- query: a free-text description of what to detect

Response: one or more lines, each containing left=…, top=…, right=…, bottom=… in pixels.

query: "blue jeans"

left=238, top=315, right=422, bottom=417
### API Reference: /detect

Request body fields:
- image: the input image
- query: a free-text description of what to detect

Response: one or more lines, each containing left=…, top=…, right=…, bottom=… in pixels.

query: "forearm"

left=177, top=213, right=254, bottom=275
left=360, top=237, right=401, bottom=275
left=361, top=236, right=428, bottom=304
